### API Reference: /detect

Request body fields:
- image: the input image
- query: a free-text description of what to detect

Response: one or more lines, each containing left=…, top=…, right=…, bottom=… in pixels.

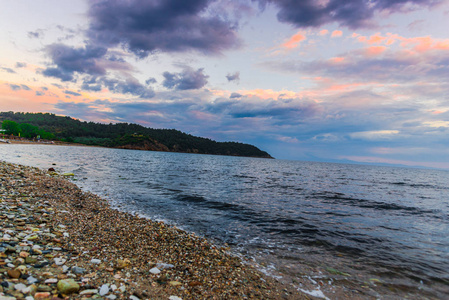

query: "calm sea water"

left=1, top=144, right=448, bottom=298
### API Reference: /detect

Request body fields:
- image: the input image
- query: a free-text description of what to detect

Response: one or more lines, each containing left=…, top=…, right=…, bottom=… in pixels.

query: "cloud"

left=28, top=29, right=43, bottom=38
left=42, top=44, right=108, bottom=82
left=35, top=91, right=44, bottom=96
left=226, top=71, right=240, bottom=82
left=257, top=0, right=441, bottom=29
left=87, top=0, right=241, bottom=58
left=230, top=92, right=242, bottom=98
left=331, top=30, right=343, bottom=38
left=1, top=67, right=15, bottom=74
left=7, top=84, right=31, bottom=91
left=162, top=66, right=209, bottom=90
left=100, top=77, right=156, bottom=98
left=145, top=77, right=157, bottom=85
left=282, top=31, right=306, bottom=49
left=349, top=130, right=400, bottom=141
left=64, top=90, right=82, bottom=97
left=15, top=62, right=27, bottom=68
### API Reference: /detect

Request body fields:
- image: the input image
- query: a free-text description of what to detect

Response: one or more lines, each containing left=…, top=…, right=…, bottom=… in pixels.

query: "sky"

left=1, top=0, right=449, bottom=169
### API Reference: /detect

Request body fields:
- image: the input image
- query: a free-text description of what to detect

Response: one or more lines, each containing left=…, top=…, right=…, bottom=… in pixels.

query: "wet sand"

left=0, top=161, right=310, bottom=299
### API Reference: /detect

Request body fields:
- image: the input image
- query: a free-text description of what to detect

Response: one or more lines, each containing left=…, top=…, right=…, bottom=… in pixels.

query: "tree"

left=1, top=120, right=21, bottom=135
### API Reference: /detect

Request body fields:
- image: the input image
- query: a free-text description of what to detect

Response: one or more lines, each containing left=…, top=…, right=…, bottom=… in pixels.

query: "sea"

left=1, top=143, right=448, bottom=299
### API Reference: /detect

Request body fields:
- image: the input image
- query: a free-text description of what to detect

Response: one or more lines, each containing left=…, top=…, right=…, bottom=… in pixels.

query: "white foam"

left=297, top=287, right=330, bottom=300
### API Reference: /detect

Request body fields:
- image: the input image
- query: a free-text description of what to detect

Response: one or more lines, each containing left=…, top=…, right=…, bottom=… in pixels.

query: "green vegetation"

left=0, top=111, right=273, bottom=158
left=1, top=119, right=54, bottom=139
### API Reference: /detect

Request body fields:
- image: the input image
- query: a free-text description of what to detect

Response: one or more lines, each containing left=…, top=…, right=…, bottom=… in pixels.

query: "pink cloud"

left=318, top=29, right=329, bottom=36
left=364, top=46, right=387, bottom=57
left=355, top=32, right=449, bottom=54
left=282, top=31, right=306, bottom=49
left=329, top=57, right=345, bottom=64
left=331, top=30, right=343, bottom=38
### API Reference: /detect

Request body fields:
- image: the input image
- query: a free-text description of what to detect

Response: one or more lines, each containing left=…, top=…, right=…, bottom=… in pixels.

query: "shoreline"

left=0, top=161, right=307, bottom=299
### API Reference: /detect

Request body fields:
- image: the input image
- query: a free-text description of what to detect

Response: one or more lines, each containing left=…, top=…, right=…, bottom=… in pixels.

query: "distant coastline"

left=0, top=111, right=273, bottom=159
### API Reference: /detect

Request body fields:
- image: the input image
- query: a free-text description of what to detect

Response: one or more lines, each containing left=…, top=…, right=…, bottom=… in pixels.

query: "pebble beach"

left=0, top=160, right=309, bottom=300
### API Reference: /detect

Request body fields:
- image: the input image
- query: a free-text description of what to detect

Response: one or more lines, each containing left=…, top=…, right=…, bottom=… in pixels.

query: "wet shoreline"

left=0, top=160, right=309, bottom=299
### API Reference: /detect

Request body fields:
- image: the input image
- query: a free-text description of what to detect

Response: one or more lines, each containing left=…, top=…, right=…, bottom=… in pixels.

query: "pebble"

left=149, top=267, right=161, bottom=274
left=57, top=279, right=80, bottom=294
left=79, top=289, right=98, bottom=295
left=90, top=258, right=101, bottom=264
left=7, top=269, right=21, bottom=279
left=99, top=284, right=109, bottom=296
left=71, top=266, right=86, bottom=274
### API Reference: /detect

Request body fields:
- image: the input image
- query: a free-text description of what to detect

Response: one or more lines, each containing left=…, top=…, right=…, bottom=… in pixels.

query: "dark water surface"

left=1, top=144, right=448, bottom=298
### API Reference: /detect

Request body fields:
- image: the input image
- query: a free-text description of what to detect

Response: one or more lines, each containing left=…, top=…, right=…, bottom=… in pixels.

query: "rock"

left=34, top=292, right=51, bottom=299
left=62, top=173, right=75, bottom=177
left=99, top=284, right=109, bottom=296
left=27, top=276, right=39, bottom=284
left=19, top=251, right=30, bottom=258
left=37, top=284, right=52, bottom=292
left=115, top=258, right=130, bottom=269
left=106, top=295, right=117, bottom=300
left=90, top=258, right=101, bottom=264
left=7, top=269, right=21, bottom=278
left=45, top=278, right=58, bottom=284
left=188, top=281, right=202, bottom=287
left=48, top=168, right=55, bottom=172
left=169, top=281, right=182, bottom=287
left=0, top=296, right=17, bottom=300
left=54, top=257, right=66, bottom=265
left=79, top=289, right=98, bottom=295
left=156, top=263, right=174, bottom=269
left=169, top=296, right=183, bottom=300
left=149, top=267, right=161, bottom=274
left=129, top=296, right=140, bottom=300
left=71, top=266, right=86, bottom=274
left=25, top=256, right=37, bottom=264
left=14, top=283, right=27, bottom=292
left=56, top=279, right=80, bottom=294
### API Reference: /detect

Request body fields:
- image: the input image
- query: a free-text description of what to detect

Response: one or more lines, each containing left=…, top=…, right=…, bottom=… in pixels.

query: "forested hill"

left=0, top=112, right=273, bottom=158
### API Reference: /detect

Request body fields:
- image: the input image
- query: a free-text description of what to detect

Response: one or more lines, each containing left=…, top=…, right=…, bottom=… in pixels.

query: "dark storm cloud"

left=226, top=71, right=240, bottom=82
left=230, top=92, right=242, bottom=98
left=42, top=44, right=107, bottom=82
left=64, top=90, right=82, bottom=97
left=256, top=0, right=441, bottom=28
left=87, top=0, right=241, bottom=58
left=162, top=67, right=209, bottom=90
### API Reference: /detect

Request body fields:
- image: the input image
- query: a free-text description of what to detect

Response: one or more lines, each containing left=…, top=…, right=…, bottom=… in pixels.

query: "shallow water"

left=1, top=144, right=448, bottom=298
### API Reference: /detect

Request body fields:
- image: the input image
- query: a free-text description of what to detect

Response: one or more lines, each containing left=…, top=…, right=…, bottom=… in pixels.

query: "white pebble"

left=149, top=267, right=161, bottom=274
left=106, top=295, right=117, bottom=300
left=91, top=258, right=102, bottom=264
left=99, top=284, right=109, bottom=296
left=129, top=296, right=140, bottom=300
left=54, top=257, right=66, bottom=265
left=169, top=296, right=183, bottom=300
left=14, top=283, right=27, bottom=292
left=45, top=278, right=58, bottom=284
